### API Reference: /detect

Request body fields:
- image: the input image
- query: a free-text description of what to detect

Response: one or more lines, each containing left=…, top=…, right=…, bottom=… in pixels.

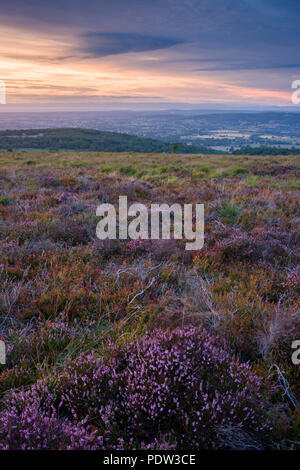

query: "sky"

left=0, top=0, right=300, bottom=110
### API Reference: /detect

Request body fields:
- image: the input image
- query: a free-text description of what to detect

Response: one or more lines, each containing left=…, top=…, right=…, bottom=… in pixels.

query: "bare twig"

left=128, top=277, right=156, bottom=304
left=268, top=364, right=298, bottom=408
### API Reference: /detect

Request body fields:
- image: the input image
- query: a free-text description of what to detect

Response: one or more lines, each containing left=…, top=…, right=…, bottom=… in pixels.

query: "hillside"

left=0, top=150, right=299, bottom=450
left=0, top=128, right=217, bottom=154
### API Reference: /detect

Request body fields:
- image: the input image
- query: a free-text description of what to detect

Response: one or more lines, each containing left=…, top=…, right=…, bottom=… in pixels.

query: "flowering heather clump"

left=285, top=267, right=300, bottom=293
left=126, top=238, right=150, bottom=253
left=126, top=239, right=180, bottom=261
left=215, top=229, right=290, bottom=263
left=48, top=219, right=90, bottom=245
left=0, top=327, right=270, bottom=449
left=0, top=403, right=107, bottom=450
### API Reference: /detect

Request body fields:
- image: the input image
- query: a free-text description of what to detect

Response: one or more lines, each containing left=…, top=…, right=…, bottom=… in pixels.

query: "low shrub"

left=0, top=327, right=271, bottom=449
left=215, top=229, right=290, bottom=264
left=48, top=220, right=90, bottom=245
left=285, top=267, right=300, bottom=293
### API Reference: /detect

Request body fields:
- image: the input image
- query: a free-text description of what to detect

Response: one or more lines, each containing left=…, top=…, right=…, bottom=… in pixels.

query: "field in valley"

left=0, top=150, right=299, bottom=449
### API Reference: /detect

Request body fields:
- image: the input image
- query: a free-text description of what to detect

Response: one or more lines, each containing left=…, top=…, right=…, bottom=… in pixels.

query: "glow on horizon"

left=0, top=21, right=295, bottom=109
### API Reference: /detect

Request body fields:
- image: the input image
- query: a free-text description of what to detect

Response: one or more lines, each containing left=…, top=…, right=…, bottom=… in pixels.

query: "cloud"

left=80, top=32, right=185, bottom=57
left=1, top=0, right=300, bottom=106
left=194, top=63, right=300, bottom=72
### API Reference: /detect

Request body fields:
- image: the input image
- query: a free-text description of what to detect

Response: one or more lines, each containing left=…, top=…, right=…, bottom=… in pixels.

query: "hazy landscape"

left=1, top=110, right=300, bottom=153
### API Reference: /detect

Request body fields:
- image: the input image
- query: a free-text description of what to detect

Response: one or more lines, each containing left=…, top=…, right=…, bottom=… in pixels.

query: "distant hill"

left=0, top=128, right=218, bottom=154
left=232, top=146, right=300, bottom=155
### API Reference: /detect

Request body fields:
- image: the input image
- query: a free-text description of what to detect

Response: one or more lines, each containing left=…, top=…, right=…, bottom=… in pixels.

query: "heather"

left=0, top=328, right=271, bottom=450
left=0, top=151, right=299, bottom=449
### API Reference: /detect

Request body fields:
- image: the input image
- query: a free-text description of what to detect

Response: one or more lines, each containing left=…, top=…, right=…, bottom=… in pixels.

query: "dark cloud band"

left=80, top=32, right=185, bottom=57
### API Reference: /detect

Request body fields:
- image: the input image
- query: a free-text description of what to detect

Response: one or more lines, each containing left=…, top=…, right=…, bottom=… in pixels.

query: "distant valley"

left=1, top=110, right=300, bottom=154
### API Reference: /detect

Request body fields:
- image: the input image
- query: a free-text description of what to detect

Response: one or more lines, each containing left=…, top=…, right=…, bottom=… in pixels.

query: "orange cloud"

left=0, top=25, right=293, bottom=107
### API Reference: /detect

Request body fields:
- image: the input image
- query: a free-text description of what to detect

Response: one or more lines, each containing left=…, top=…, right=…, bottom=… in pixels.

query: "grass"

left=217, top=201, right=243, bottom=224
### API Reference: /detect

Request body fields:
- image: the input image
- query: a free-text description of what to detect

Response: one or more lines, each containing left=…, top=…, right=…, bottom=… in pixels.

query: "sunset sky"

left=1, top=0, right=299, bottom=110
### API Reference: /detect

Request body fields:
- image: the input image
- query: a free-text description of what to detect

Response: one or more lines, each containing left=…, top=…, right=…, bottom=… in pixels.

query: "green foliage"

left=119, top=166, right=138, bottom=176
left=244, top=175, right=261, bottom=186
left=217, top=201, right=242, bottom=224
left=0, top=195, right=11, bottom=206
left=232, top=167, right=249, bottom=175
